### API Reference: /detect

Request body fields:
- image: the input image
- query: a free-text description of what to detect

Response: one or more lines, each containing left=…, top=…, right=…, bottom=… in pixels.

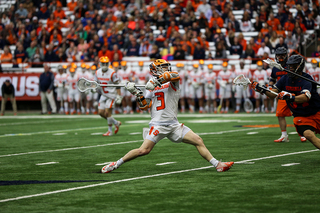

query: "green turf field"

left=0, top=113, right=319, bottom=213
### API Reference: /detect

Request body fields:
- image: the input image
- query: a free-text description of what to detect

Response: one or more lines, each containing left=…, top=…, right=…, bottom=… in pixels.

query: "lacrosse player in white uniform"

left=84, top=64, right=95, bottom=114
left=204, top=64, right=217, bottom=113
left=54, top=65, right=68, bottom=114
left=66, top=67, right=81, bottom=115
left=217, top=62, right=233, bottom=113
left=307, top=59, right=320, bottom=94
left=96, top=56, right=122, bottom=136
left=188, top=63, right=204, bottom=113
left=176, top=63, right=187, bottom=113
left=234, top=59, right=252, bottom=113
left=252, top=61, right=268, bottom=113
left=78, top=63, right=89, bottom=114
left=101, top=59, right=234, bottom=173
left=118, top=61, right=132, bottom=114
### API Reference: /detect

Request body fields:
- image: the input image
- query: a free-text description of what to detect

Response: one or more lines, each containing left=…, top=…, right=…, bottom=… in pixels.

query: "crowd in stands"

left=0, top=0, right=320, bottom=68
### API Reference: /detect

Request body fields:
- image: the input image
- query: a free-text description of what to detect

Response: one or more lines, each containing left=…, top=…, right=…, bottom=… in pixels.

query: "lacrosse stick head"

left=263, top=58, right=283, bottom=70
left=244, top=98, right=253, bottom=113
left=77, top=78, right=98, bottom=92
left=233, top=74, right=251, bottom=90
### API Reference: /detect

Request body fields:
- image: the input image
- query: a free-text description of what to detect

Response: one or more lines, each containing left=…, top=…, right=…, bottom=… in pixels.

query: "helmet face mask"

left=150, top=59, right=171, bottom=77
left=287, top=55, right=305, bottom=79
left=275, top=47, right=288, bottom=66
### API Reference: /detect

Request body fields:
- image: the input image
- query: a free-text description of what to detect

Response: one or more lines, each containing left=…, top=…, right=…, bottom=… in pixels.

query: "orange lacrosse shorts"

left=276, top=99, right=292, bottom=117
left=293, top=111, right=320, bottom=134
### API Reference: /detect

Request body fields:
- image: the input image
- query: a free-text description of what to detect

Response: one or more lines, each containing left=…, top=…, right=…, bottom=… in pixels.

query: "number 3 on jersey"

left=155, top=92, right=165, bottom=111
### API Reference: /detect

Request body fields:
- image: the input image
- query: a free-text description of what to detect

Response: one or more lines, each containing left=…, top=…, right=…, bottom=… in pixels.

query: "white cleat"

left=274, top=135, right=289, bottom=143
left=101, top=162, right=118, bottom=173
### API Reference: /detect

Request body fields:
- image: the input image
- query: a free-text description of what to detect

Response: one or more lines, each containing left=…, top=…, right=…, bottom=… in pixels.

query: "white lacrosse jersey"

left=307, top=67, right=320, bottom=83
left=188, top=70, right=204, bottom=84
left=204, top=71, right=216, bottom=85
left=217, top=70, right=234, bottom=82
left=266, top=68, right=272, bottom=81
left=67, top=72, right=80, bottom=92
left=252, top=69, right=268, bottom=84
left=135, top=68, right=149, bottom=85
left=145, top=81, right=180, bottom=126
left=86, top=71, right=94, bottom=81
left=235, top=68, right=252, bottom=79
left=117, top=67, right=132, bottom=83
left=54, top=73, right=68, bottom=88
left=95, top=68, right=120, bottom=98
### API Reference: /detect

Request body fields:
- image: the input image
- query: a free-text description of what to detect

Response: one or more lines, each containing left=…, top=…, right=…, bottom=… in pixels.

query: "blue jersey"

left=275, top=72, right=320, bottom=117
left=270, top=64, right=288, bottom=83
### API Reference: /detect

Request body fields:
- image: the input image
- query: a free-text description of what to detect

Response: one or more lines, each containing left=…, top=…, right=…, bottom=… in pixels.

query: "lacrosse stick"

left=233, top=74, right=279, bottom=96
left=77, top=78, right=145, bottom=92
left=217, top=80, right=226, bottom=113
left=263, top=58, right=320, bottom=87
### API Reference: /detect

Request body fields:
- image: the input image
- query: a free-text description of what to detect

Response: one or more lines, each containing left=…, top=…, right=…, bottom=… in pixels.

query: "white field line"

left=0, top=119, right=80, bottom=126
left=281, top=163, right=300, bottom=167
left=0, top=113, right=276, bottom=120
left=0, top=140, right=144, bottom=158
left=0, top=127, right=266, bottom=158
left=95, top=162, right=112, bottom=166
left=0, top=124, right=139, bottom=138
left=36, top=162, right=59, bottom=166
left=156, top=162, right=176, bottom=166
left=0, top=149, right=318, bottom=203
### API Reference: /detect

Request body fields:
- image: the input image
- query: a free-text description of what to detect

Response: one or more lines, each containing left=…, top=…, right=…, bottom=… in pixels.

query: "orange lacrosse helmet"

left=138, top=61, right=144, bottom=66
left=91, top=65, right=97, bottom=71
left=208, top=64, right=213, bottom=69
left=81, top=63, right=86, bottom=68
left=257, top=61, right=263, bottom=66
left=121, top=61, right=127, bottom=67
left=113, top=61, right=119, bottom=68
left=193, top=63, right=199, bottom=68
left=199, top=59, right=204, bottom=65
left=149, top=59, right=171, bottom=77
left=99, top=56, right=109, bottom=72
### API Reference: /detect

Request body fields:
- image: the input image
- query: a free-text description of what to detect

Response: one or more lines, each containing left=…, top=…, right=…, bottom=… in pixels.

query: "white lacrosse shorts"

left=145, top=123, right=191, bottom=143
left=98, top=95, right=115, bottom=109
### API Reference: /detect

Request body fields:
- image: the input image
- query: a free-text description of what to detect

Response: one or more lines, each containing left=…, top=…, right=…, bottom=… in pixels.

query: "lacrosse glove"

left=277, top=91, right=295, bottom=102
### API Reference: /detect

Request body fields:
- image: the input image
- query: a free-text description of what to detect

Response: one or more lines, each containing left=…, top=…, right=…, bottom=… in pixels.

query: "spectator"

left=215, top=41, right=227, bottom=59
left=304, top=13, right=315, bottom=30
left=285, top=31, right=298, bottom=51
left=26, top=40, right=37, bottom=59
left=240, top=11, right=252, bottom=32
left=98, top=45, right=109, bottom=58
left=229, top=37, right=243, bottom=56
left=39, top=64, right=57, bottom=114
left=253, top=16, right=263, bottom=32
left=233, top=0, right=246, bottom=10
left=149, top=45, right=161, bottom=60
left=226, top=14, right=240, bottom=32
left=242, top=43, right=256, bottom=59
left=275, top=37, right=288, bottom=50
left=209, top=11, right=224, bottom=30
left=276, top=25, right=286, bottom=38
left=267, top=13, right=280, bottom=31
left=312, top=45, right=320, bottom=57
left=173, top=44, right=186, bottom=60
left=160, top=40, right=174, bottom=60
left=67, top=0, right=78, bottom=12
left=284, top=13, right=295, bottom=32
left=138, top=38, right=152, bottom=57
left=257, top=42, right=271, bottom=58
left=167, top=21, right=179, bottom=38
left=14, top=43, right=28, bottom=64
left=77, top=38, right=89, bottom=52
left=237, top=33, right=247, bottom=51
left=56, top=47, right=67, bottom=62
left=0, top=46, right=13, bottom=63
left=1, top=13, right=10, bottom=26
left=197, top=0, right=211, bottom=15
left=53, top=5, right=66, bottom=19
left=193, top=42, right=205, bottom=59
left=1, top=79, right=17, bottom=116
left=126, top=39, right=140, bottom=57
left=37, top=3, right=50, bottom=20
left=44, top=44, right=59, bottom=62
left=110, top=44, right=123, bottom=61
left=15, top=3, right=28, bottom=19
left=30, top=47, right=44, bottom=67
left=269, top=31, right=279, bottom=50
